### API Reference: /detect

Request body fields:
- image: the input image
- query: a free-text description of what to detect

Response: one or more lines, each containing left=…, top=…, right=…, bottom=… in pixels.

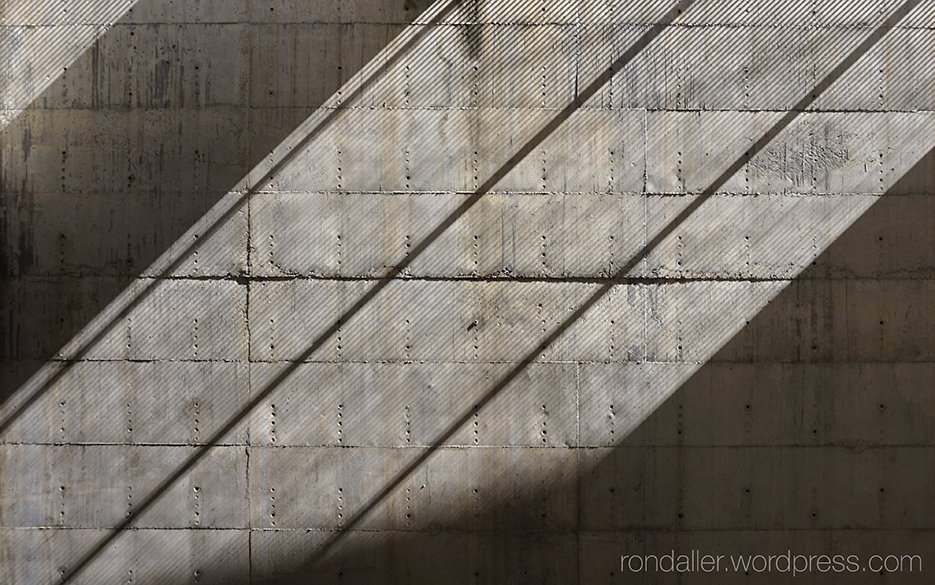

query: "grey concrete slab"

left=608, top=24, right=899, bottom=112
left=241, top=0, right=430, bottom=25
left=698, top=277, right=849, bottom=363
left=0, top=527, right=249, bottom=585
left=473, top=108, right=574, bottom=193
left=645, top=111, right=932, bottom=196
left=0, top=277, right=127, bottom=360
left=122, top=0, right=251, bottom=24
left=29, top=24, right=251, bottom=110
left=86, top=278, right=247, bottom=361
left=645, top=110, right=772, bottom=194
left=0, top=444, right=248, bottom=529
left=0, top=24, right=102, bottom=110
left=812, top=195, right=935, bottom=279
left=266, top=108, right=476, bottom=194
left=248, top=24, right=404, bottom=110
left=578, top=362, right=701, bottom=447
left=644, top=280, right=792, bottom=364
left=248, top=445, right=577, bottom=530
left=249, top=279, right=642, bottom=364
left=807, top=26, right=887, bottom=112
left=0, top=188, right=247, bottom=278
left=249, top=361, right=577, bottom=447
left=1, top=108, right=250, bottom=196
left=580, top=445, right=935, bottom=531
left=253, top=177, right=646, bottom=280
left=251, top=527, right=577, bottom=584
left=0, top=359, right=45, bottom=396
left=624, top=363, right=829, bottom=448
left=3, top=0, right=935, bottom=581
left=0, top=360, right=249, bottom=444
left=464, top=0, right=588, bottom=26
left=378, top=24, right=478, bottom=110
left=1, top=0, right=252, bottom=26
left=845, top=278, right=935, bottom=362
left=904, top=0, right=935, bottom=26
left=641, top=193, right=879, bottom=279
left=479, top=25, right=580, bottom=110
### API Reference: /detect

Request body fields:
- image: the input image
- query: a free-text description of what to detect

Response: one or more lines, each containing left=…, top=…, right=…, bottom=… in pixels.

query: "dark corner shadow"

left=9, top=0, right=924, bottom=580
left=108, top=1, right=923, bottom=581
left=0, top=0, right=435, bottom=397
left=52, top=4, right=693, bottom=583
left=217, top=150, right=933, bottom=585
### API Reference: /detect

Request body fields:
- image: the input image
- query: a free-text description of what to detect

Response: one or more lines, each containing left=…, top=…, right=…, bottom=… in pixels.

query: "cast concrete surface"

left=1, top=0, right=934, bottom=583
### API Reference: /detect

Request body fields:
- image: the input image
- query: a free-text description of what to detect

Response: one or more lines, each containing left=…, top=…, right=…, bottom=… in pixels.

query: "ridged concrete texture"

left=2, top=0, right=934, bottom=583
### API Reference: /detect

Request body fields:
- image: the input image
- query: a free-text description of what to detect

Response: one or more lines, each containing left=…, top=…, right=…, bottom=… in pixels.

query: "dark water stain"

left=462, top=0, right=484, bottom=61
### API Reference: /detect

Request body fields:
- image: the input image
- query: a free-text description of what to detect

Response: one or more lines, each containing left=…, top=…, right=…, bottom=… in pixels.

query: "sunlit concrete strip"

left=300, top=103, right=932, bottom=585
left=124, top=1, right=935, bottom=581
left=252, top=0, right=929, bottom=572
left=0, top=0, right=139, bottom=129
left=0, top=0, right=460, bottom=436
left=2, top=0, right=933, bottom=581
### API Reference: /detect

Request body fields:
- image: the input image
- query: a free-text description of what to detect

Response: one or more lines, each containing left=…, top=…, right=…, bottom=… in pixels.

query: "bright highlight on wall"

left=1, top=0, right=934, bottom=582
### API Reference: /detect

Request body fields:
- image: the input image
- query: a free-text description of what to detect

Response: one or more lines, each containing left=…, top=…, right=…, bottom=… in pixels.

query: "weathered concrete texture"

left=2, top=0, right=935, bottom=583
left=0, top=361, right=250, bottom=444
left=247, top=361, right=579, bottom=447
left=0, top=527, right=249, bottom=585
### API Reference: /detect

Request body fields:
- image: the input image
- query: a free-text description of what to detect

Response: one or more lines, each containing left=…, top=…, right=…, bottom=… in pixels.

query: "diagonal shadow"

left=53, top=1, right=688, bottom=581
left=249, top=145, right=935, bottom=585
left=581, top=146, right=935, bottom=580
left=288, top=0, right=925, bottom=573
left=0, top=0, right=443, bottom=435
left=50, top=0, right=923, bottom=581
left=42, top=0, right=918, bottom=582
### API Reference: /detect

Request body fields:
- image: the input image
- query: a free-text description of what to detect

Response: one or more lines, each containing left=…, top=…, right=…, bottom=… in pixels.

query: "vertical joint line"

left=245, top=182, right=254, bottom=585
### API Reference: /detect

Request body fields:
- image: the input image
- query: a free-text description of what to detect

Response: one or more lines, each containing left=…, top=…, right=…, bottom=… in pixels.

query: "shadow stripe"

left=56, top=0, right=922, bottom=580
left=297, top=0, right=922, bottom=571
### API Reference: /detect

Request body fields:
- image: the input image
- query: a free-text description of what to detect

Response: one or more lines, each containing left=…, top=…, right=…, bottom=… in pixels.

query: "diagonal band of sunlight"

left=299, top=0, right=924, bottom=571
left=0, top=0, right=142, bottom=129
left=57, top=0, right=921, bottom=581
left=0, top=0, right=461, bottom=438
left=56, top=1, right=690, bottom=581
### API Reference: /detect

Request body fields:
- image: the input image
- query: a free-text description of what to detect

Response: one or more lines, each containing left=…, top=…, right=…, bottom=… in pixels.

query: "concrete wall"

left=2, top=0, right=934, bottom=583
